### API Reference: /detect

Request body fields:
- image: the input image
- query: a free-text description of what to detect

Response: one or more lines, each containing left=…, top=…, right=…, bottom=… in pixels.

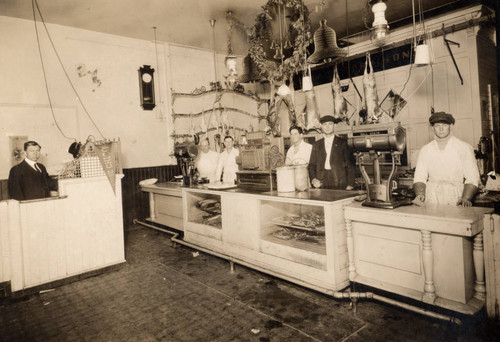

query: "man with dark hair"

left=215, top=136, right=239, bottom=184
left=308, top=116, right=356, bottom=190
left=285, top=126, right=312, bottom=166
left=196, top=138, right=219, bottom=183
left=8, top=141, right=58, bottom=200
left=413, top=112, right=480, bottom=207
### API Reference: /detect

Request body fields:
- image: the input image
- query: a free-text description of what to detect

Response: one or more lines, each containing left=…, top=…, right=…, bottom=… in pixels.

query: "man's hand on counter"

left=456, top=198, right=473, bottom=207
left=412, top=195, right=426, bottom=207
left=311, top=178, right=322, bottom=188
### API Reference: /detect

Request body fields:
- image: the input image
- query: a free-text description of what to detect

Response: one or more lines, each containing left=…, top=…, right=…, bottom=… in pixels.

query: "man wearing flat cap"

left=413, top=111, right=480, bottom=207
left=308, top=115, right=356, bottom=190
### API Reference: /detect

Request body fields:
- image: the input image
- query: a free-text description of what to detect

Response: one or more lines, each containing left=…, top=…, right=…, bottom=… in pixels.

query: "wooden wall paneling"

left=122, top=165, right=180, bottom=228
left=0, top=201, right=10, bottom=283
left=0, top=180, right=8, bottom=201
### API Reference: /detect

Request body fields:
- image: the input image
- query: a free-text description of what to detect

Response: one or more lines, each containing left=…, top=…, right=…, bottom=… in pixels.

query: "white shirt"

left=25, top=158, right=40, bottom=171
left=323, top=135, right=335, bottom=170
left=196, top=150, right=219, bottom=183
left=215, top=148, right=240, bottom=183
left=285, top=141, right=312, bottom=166
left=414, top=135, right=480, bottom=205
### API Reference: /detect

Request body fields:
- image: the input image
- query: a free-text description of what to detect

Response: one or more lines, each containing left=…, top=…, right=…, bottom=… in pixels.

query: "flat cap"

left=319, top=115, right=342, bottom=124
left=429, top=111, right=455, bottom=125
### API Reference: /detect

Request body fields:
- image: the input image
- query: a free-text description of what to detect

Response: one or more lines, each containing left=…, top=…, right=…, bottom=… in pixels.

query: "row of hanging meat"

left=264, top=52, right=405, bottom=135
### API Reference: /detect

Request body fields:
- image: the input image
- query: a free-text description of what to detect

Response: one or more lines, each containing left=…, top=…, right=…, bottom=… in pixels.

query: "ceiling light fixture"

left=224, top=11, right=238, bottom=89
left=370, top=0, right=389, bottom=46
left=413, top=0, right=431, bottom=66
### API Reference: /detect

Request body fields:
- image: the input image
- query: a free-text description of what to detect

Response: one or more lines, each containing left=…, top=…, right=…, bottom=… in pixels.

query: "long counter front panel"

left=182, top=186, right=357, bottom=294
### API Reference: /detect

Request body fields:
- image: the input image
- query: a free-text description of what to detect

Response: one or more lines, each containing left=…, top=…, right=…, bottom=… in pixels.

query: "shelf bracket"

left=442, top=24, right=463, bottom=85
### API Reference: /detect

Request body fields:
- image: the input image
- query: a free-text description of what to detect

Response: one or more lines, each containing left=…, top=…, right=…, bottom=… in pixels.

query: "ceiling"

left=0, top=0, right=485, bottom=54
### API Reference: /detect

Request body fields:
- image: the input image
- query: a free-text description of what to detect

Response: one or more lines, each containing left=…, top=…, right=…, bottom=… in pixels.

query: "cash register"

left=236, top=131, right=284, bottom=191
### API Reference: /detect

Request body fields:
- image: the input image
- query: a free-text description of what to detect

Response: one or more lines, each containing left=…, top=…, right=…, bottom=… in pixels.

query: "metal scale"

left=347, top=122, right=410, bottom=209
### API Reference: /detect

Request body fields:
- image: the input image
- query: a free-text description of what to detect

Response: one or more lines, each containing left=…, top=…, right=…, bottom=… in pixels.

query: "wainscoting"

left=121, top=165, right=180, bottom=228
left=0, top=164, right=181, bottom=230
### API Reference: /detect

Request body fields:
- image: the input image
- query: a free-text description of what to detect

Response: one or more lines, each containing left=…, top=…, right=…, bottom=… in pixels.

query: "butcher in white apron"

left=196, top=139, right=219, bottom=183
left=413, top=112, right=480, bottom=207
left=215, top=136, right=239, bottom=184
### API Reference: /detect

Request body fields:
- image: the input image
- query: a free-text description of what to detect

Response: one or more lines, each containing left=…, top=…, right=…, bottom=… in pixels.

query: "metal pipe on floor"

left=133, top=219, right=462, bottom=325
left=332, top=291, right=462, bottom=325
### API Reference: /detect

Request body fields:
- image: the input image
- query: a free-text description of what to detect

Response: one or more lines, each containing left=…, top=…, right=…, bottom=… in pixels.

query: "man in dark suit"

left=308, top=116, right=356, bottom=190
left=8, top=141, right=58, bottom=201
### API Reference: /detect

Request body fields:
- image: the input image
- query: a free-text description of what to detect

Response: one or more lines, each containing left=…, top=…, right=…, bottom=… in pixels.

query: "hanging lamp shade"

left=307, top=19, right=346, bottom=64
left=238, top=54, right=264, bottom=83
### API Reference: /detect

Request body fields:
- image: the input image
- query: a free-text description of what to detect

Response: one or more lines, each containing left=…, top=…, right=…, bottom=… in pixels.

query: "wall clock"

left=138, top=65, right=156, bottom=110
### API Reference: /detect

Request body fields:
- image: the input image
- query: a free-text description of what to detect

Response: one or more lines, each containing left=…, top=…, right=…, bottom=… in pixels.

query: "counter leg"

left=149, top=193, right=156, bottom=221
left=421, top=230, right=436, bottom=304
left=346, top=218, right=356, bottom=280
left=473, top=232, right=486, bottom=300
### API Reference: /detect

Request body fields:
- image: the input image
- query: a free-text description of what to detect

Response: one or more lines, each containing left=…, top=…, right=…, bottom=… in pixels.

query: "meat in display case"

left=186, top=192, right=222, bottom=229
left=260, top=201, right=327, bottom=269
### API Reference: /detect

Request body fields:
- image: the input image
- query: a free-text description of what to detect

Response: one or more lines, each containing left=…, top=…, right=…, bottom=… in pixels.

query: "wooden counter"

left=344, top=202, right=492, bottom=314
left=182, top=186, right=358, bottom=294
left=0, top=175, right=125, bottom=293
left=141, top=182, right=183, bottom=230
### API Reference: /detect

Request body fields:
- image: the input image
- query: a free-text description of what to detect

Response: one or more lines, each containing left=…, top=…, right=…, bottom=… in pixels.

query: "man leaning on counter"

left=8, top=140, right=58, bottom=201
left=412, top=111, right=480, bottom=207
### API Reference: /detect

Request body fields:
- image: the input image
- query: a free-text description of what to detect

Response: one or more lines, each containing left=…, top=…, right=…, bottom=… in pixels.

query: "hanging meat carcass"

left=363, top=53, right=382, bottom=122
left=264, top=84, right=298, bottom=137
left=304, top=90, right=321, bottom=131
left=331, top=64, right=347, bottom=121
left=265, top=94, right=282, bottom=137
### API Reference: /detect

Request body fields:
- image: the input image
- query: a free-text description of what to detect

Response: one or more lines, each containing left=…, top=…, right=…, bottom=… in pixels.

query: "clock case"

left=138, top=65, right=156, bottom=110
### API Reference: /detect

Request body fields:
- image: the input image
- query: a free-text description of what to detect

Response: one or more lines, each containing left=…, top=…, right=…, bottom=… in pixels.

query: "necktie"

left=34, top=163, right=41, bottom=172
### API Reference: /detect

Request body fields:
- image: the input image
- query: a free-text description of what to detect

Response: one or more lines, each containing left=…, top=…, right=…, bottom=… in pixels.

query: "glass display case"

left=259, top=200, right=329, bottom=271
left=185, top=191, right=222, bottom=229
left=182, top=186, right=355, bottom=292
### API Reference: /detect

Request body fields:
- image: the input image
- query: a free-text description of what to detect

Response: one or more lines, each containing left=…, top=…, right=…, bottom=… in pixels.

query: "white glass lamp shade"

left=225, top=55, right=238, bottom=75
left=371, top=1, right=389, bottom=46
left=414, top=44, right=431, bottom=66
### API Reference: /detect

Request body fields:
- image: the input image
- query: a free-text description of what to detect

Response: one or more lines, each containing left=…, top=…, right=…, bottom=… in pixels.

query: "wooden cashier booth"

left=0, top=140, right=125, bottom=294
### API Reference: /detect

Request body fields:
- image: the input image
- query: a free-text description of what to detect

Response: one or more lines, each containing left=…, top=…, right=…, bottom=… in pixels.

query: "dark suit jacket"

left=8, top=160, right=57, bottom=201
left=308, top=135, right=356, bottom=189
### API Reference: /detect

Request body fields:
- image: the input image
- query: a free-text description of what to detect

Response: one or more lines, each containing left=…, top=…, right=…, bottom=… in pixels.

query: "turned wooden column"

left=149, top=193, right=156, bottom=221
left=421, top=230, right=436, bottom=304
left=345, top=218, right=356, bottom=280
left=473, top=232, right=486, bottom=299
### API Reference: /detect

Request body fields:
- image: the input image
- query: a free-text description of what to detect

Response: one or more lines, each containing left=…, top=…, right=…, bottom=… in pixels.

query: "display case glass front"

left=260, top=200, right=326, bottom=255
left=186, top=192, right=222, bottom=229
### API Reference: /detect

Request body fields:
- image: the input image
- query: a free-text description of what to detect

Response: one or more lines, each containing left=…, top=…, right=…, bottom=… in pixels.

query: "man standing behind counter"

left=308, top=115, right=356, bottom=190
left=196, top=138, right=219, bottom=183
left=413, top=111, right=480, bottom=207
left=8, top=141, right=58, bottom=201
left=285, top=126, right=312, bottom=166
left=215, top=136, right=239, bottom=184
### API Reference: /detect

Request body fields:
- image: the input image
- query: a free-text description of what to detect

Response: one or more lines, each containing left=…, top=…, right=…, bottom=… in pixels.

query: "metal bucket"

left=276, top=166, right=295, bottom=192
left=294, top=165, right=309, bottom=192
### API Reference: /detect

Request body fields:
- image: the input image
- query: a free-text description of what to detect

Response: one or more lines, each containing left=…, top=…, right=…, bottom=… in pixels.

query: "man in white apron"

left=413, top=112, right=480, bottom=207
left=196, top=139, right=219, bottom=183
left=215, top=136, right=239, bottom=184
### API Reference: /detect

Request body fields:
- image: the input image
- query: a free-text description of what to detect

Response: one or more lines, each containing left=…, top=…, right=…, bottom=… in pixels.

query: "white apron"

left=414, top=136, right=479, bottom=205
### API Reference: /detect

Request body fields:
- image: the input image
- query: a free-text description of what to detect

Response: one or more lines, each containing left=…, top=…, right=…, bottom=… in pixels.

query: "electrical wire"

left=31, top=0, right=74, bottom=141
left=33, top=0, right=105, bottom=139
left=153, top=27, right=164, bottom=120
